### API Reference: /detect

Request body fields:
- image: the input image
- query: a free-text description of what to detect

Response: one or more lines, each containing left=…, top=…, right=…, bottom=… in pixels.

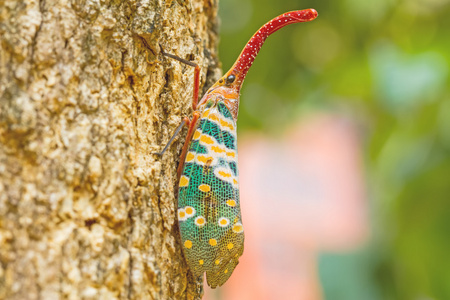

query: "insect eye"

left=219, top=79, right=224, bottom=84
left=226, top=74, right=236, bottom=84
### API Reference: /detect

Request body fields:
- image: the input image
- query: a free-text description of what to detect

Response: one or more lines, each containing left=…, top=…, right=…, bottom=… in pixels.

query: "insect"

left=157, top=9, right=318, bottom=288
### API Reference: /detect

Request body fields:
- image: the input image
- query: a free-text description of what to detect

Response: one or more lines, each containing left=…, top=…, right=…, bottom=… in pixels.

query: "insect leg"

left=160, top=46, right=201, bottom=111
left=153, top=117, right=190, bottom=156
left=177, top=111, right=201, bottom=179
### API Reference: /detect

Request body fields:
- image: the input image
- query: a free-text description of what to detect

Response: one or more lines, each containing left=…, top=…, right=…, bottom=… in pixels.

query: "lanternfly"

left=156, top=9, right=318, bottom=288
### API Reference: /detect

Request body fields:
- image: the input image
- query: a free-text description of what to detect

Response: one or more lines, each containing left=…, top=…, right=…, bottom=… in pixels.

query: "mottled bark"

left=0, top=0, right=220, bottom=299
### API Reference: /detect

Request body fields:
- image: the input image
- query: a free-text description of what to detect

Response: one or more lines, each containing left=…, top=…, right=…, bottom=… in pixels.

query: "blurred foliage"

left=218, top=0, right=450, bottom=299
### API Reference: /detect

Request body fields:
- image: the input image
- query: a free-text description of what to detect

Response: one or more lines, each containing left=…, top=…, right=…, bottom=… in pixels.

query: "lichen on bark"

left=0, top=0, right=221, bottom=299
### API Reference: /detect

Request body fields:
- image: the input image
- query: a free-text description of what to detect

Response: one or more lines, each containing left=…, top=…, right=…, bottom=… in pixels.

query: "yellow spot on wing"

left=220, top=119, right=234, bottom=131
left=215, top=259, right=220, bottom=265
left=197, top=155, right=213, bottom=164
left=198, top=184, right=211, bottom=192
left=232, top=223, right=244, bottom=233
left=209, top=239, right=217, bottom=246
left=185, top=207, right=193, bottom=215
left=202, top=109, right=211, bottom=118
left=226, top=151, right=236, bottom=158
left=193, top=130, right=201, bottom=140
left=178, top=208, right=187, bottom=221
left=184, top=240, right=192, bottom=249
left=218, top=217, right=230, bottom=227
left=199, top=260, right=204, bottom=265
left=200, top=135, right=214, bottom=145
left=227, top=243, right=234, bottom=250
left=195, top=216, right=206, bottom=226
left=226, top=200, right=236, bottom=207
left=179, top=176, right=189, bottom=187
left=211, top=146, right=226, bottom=154
left=224, top=269, right=228, bottom=274
left=218, top=170, right=232, bottom=178
left=186, top=152, right=195, bottom=162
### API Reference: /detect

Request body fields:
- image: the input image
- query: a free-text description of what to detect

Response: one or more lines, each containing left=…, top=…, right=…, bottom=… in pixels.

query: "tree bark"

left=0, top=0, right=220, bottom=299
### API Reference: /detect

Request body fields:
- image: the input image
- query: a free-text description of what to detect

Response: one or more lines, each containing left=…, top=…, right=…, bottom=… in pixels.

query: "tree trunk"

left=0, top=0, right=220, bottom=299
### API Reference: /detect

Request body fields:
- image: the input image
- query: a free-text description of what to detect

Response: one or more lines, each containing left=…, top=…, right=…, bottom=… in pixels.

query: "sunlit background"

left=205, top=0, right=450, bottom=299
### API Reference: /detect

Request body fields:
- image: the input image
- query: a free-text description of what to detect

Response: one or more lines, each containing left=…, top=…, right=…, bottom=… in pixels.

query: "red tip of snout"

left=308, top=8, right=319, bottom=19
left=291, top=8, right=318, bottom=22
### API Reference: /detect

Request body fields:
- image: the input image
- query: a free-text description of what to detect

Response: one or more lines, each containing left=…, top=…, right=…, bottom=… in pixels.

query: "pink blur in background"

left=205, top=113, right=369, bottom=300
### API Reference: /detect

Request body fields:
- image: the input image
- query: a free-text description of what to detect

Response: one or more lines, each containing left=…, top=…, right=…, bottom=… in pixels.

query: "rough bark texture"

left=0, top=0, right=221, bottom=299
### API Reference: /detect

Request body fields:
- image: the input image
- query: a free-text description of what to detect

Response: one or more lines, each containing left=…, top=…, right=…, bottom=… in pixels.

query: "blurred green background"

left=218, top=0, right=450, bottom=299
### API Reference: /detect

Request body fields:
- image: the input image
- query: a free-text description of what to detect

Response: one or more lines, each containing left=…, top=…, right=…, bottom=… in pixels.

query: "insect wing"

left=206, top=222, right=244, bottom=288
left=178, top=102, right=244, bottom=287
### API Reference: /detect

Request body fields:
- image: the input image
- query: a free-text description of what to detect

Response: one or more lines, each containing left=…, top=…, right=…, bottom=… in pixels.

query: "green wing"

left=177, top=102, right=244, bottom=288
